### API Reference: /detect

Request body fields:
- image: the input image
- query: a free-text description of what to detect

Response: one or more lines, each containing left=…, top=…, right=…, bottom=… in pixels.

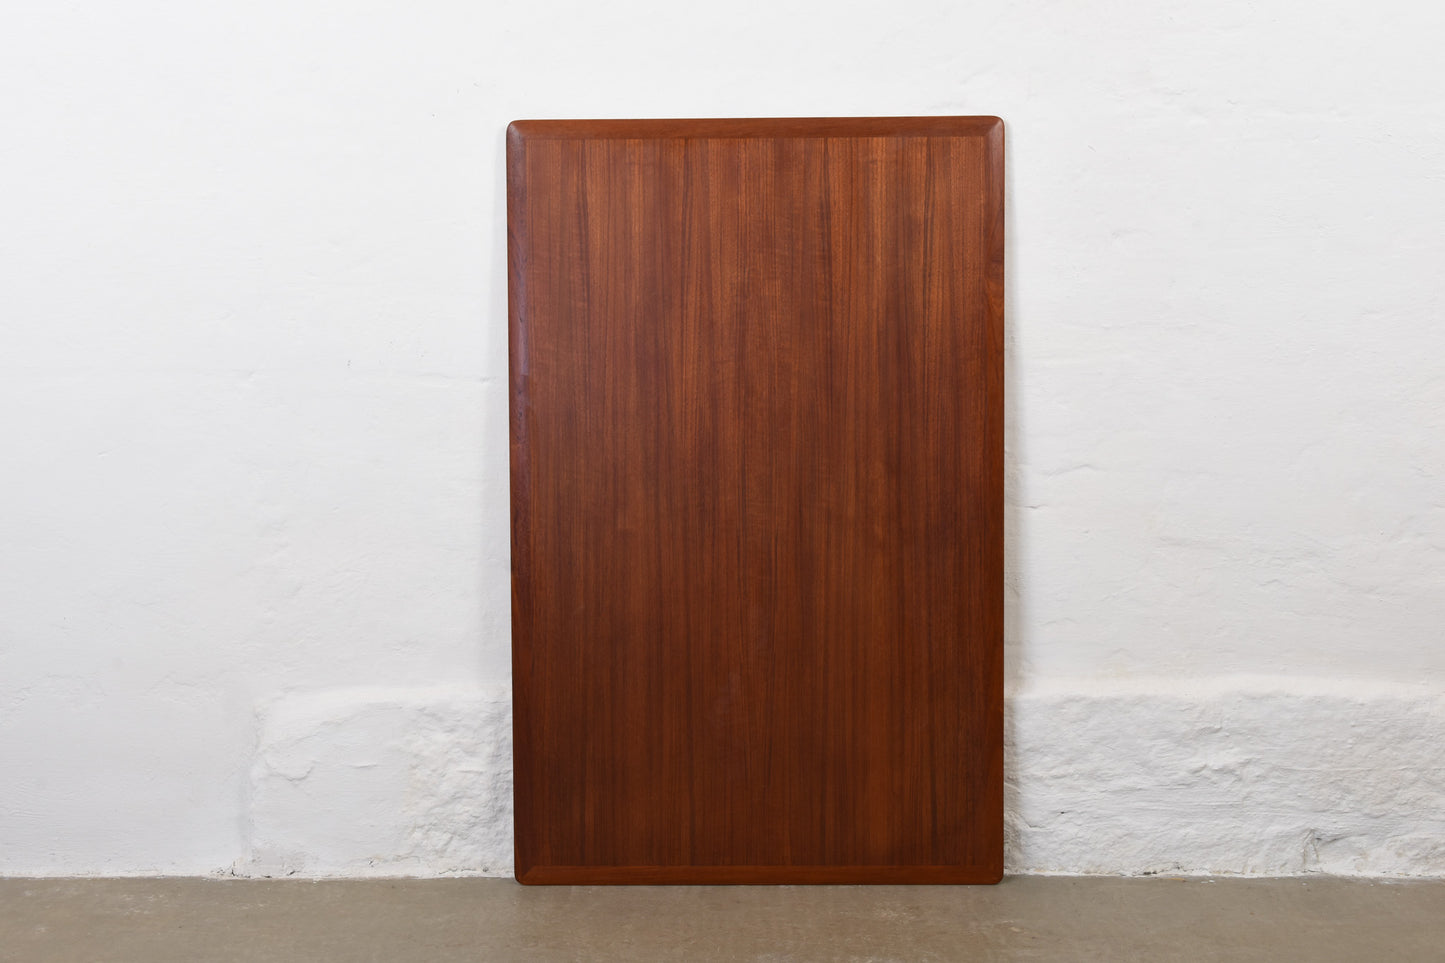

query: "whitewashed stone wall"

left=4, top=0, right=1443, bottom=876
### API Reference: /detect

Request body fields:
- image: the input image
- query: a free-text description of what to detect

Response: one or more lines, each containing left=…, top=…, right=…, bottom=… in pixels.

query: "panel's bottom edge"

left=516, top=864, right=1004, bottom=885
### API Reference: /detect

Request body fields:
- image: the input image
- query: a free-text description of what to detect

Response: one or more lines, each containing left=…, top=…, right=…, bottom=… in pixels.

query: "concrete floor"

left=1, top=876, right=1441, bottom=962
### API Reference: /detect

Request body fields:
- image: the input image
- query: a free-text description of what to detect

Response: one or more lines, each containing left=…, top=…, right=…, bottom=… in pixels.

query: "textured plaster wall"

left=2, top=0, right=1443, bottom=876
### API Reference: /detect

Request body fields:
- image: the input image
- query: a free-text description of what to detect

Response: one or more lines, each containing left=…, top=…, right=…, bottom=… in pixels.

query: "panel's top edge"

left=507, top=116, right=1002, bottom=142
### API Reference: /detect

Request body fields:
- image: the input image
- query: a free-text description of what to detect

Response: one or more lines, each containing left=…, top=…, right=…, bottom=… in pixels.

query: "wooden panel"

left=508, top=116, right=1004, bottom=884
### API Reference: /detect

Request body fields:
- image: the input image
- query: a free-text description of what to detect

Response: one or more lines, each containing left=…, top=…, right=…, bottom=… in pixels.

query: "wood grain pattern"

left=508, top=116, right=1004, bottom=884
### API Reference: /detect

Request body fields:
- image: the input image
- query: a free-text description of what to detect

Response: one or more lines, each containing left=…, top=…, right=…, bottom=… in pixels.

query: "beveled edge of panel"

left=517, top=864, right=1005, bottom=885
left=506, top=115, right=1002, bottom=144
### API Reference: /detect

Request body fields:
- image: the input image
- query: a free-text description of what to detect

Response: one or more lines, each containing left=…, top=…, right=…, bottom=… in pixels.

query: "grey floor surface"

left=1, top=875, right=1441, bottom=962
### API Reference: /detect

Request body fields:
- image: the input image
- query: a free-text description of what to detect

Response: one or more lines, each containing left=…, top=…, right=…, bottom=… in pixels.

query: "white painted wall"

left=2, top=0, right=1443, bottom=877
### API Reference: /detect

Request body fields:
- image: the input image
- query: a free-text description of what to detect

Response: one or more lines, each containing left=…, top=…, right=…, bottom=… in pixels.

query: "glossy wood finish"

left=508, top=116, right=1004, bottom=884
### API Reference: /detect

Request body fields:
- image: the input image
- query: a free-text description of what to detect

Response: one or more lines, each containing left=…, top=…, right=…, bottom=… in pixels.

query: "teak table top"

left=508, top=116, right=1004, bottom=884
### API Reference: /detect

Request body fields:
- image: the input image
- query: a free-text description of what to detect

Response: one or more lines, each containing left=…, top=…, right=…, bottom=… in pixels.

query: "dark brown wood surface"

left=508, top=116, right=1004, bottom=884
